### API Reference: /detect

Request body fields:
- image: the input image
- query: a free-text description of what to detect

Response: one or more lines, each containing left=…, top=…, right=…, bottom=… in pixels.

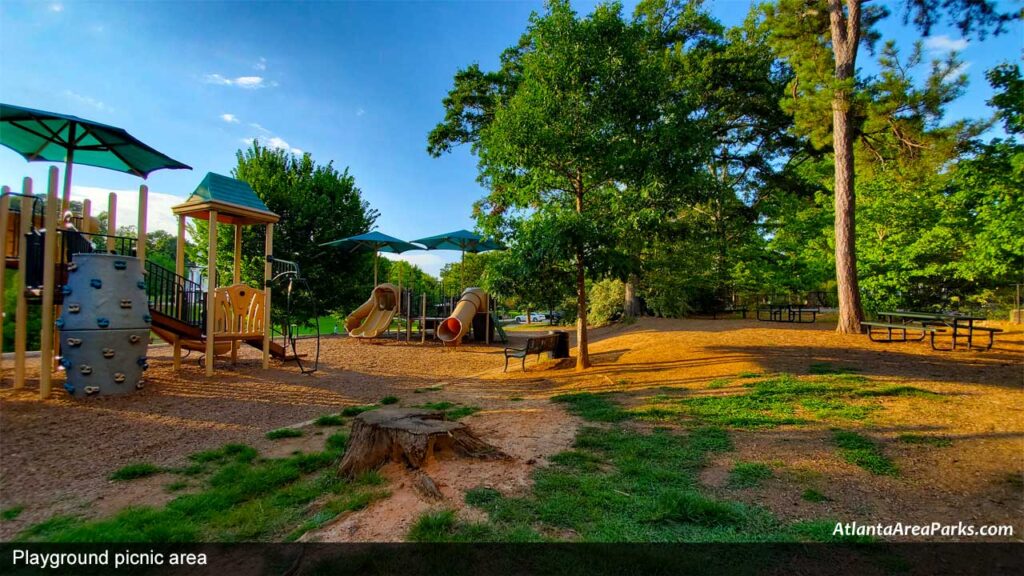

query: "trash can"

left=548, top=330, right=570, bottom=359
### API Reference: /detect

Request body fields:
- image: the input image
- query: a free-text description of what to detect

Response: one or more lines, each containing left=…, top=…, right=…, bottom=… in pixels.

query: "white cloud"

left=63, top=90, right=110, bottom=112
left=242, top=136, right=303, bottom=156
left=356, top=108, right=366, bottom=117
left=924, top=35, right=968, bottom=53
left=249, top=122, right=271, bottom=133
left=254, top=57, right=267, bottom=71
left=203, top=74, right=276, bottom=89
left=49, top=3, right=63, bottom=13
left=220, top=113, right=240, bottom=123
left=70, top=185, right=184, bottom=235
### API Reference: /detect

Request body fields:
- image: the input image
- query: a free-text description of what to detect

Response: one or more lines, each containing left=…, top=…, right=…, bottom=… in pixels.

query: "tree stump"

left=338, top=407, right=507, bottom=478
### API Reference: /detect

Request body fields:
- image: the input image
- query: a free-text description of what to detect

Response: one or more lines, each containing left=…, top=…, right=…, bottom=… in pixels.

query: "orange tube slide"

left=437, top=287, right=487, bottom=343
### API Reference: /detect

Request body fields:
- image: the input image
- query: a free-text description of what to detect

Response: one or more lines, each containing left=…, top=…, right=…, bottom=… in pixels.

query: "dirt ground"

left=1, top=317, right=1021, bottom=541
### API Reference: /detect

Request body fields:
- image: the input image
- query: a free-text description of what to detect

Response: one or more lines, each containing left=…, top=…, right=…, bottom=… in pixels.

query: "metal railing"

left=145, top=260, right=206, bottom=328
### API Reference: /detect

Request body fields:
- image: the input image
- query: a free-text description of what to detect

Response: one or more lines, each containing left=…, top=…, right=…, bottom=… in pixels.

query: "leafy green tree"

left=762, top=0, right=1016, bottom=333
left=431, top=1, right=682, bottom=369
left=190, top=141, right=379, bottom=325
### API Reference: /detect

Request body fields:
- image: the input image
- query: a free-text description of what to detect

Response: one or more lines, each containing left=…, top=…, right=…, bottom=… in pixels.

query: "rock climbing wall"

left=57, top=254, right=151, bottom=398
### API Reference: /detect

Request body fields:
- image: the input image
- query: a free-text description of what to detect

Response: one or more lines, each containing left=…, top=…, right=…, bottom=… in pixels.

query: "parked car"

left=514, top=313, right=548, bottom=323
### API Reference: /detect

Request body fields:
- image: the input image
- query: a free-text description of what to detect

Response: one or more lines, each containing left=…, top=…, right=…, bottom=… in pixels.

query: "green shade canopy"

left=321, top=231, right=423, bottom=285
left=411, top=229, right=504, bottom=289
left=0, top=103, right=191, bottom=206
left=411, top=229, right=504, bottom=253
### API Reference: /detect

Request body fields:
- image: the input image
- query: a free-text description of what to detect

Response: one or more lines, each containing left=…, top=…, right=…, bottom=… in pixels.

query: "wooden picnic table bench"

left=756, top=304, right=819, bottom=323
left=504, top=333, right=563, bottom=372
left=873, top=311, right=1002, bottom=351
left=710, top=306, right=748, bottom=319
left=862, top=321, right=947, bottom=349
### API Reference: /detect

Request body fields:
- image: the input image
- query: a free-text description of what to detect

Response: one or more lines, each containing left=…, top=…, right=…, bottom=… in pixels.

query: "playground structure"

left=0, top=168, right=313, bottom=398
left=346, top=283, right=400, bottom=338
left=345, top=280, right=505, bottom=346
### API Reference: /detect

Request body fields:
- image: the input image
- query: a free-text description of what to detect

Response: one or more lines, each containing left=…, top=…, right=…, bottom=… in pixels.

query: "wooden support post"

left=231, top=224, right=242, bottom=364
left=81, top=199, right=92, bottom=233
left=105, top=192, right=117, bottom=252
left=39, top=167, right=60, bottom=399
left=205, top=210, right=218, bottom=377
left=173, top=215, right=185, bottom=371
left=0, top=187, right=9, bottom=377
left=263, top=223, right=273, bottom=369
left=485, top=292, right=491, bottom=345
left=421, top=293, right=426, bottom=344
left=137, top=185, right=148, bottom=266
left=14, top=178, right=32, bottom=388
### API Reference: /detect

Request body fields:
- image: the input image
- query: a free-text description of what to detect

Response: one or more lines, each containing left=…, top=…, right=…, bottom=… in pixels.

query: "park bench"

left=504, top=334, right=561, bottom=372
left=862, top=321, right=948, bottom=350
left=711, top=306, right=748, bottom=319
left=756, top=304, right=819, bottom=323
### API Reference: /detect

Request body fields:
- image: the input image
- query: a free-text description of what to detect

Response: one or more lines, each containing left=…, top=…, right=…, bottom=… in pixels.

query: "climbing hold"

left=129, top=335, right=141, bottom=344
left=113, top=260, right=128, bottom=270
left=67, top=304, right=81, bottom=314
left=142, top=314, right=152, bottom=325
left=63, top=382, right=75, bottom=394
left=102, top=348, right=116, bottom=359
left=66, top=337, right=82, bottom=347
left=55, top=317, right=65, bottom=329
left=114, top=373, right=126, bottom=384
left=79, top=365, right=93, bottom=375
left=84, top=386, right=100, bottom=395
left=67, top=262, right=78, bottom=272
left=61, top=285, right=73, bottom=296
left=90, top=278, right=103, bottom=289
left=137, top=280, right=146, bottom=290
left=135, top=381, right=145, bottom=390
left=96, top=318, right=110, bottom=328
left=136, top=356, right=148, bottom=366
left=119, top=299, right=133, bottom=309
left=60, top=358, right=72, bottom=369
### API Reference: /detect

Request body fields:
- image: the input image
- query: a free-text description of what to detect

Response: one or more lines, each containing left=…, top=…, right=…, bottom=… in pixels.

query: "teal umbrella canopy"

left=320, top=231, right=422, bottom=254
left=320, top=231, right=423, bottom=285
left=0, top=103, right=191, bottom=205
left=412, top=230, right=504, bottom=289
left=412, top=229, right=503, bottom=253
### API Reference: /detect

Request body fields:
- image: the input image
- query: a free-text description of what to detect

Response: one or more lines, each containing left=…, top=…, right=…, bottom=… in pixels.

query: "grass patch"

left=897, top=434, right=953, bottom=447
left=313, top=414, right=344, bottom=426
left=737, top=371, right=762, bottom=379
left=706, top=379, right=729, bottom=389
left=164, top=481, right=189, bottom=493
left=509, top=396, right=524, bottom=402
left=635, top=373, right=940, bottom=430
left=341, top=405, right=377, bottom=417
left=808, top=362, right=859, bottom=375
left=416, top=401, right=481, bottom=420
left=407, top=509, right=458, bottom=542
left=727, top=462, right=772, bottom=489
left=17, top=435, right=385, bottom=543
left=552, top=392, right=631, bottom=422
left=110, top=463, right=162, bottom=481
left=832, top=431, right=898, bottom=476
left=380, top=396, right=399, bottom=405
left=2, top=506, right=24, bottom=521
left=801, top=489, right=828, bottom=503
left=266, top=428, right=303, bottom=440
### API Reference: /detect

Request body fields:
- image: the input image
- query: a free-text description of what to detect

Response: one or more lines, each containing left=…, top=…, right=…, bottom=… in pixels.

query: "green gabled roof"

left=191, top=172, right=270, bottom=213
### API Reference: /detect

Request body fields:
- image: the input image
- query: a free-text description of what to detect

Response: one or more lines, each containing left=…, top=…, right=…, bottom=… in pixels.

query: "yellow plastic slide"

left=346, top=283, right=400, bottom=338
left=437, top=287, right=487, bottom=344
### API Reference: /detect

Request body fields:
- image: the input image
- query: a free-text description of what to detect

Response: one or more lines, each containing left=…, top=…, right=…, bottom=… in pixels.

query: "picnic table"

left=756, top=304, right=819, bottom=323
left=869, top=311, right=1001, bottom=351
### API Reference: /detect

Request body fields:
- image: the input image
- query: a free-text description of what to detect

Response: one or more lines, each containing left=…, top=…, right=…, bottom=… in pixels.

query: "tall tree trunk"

left=575, top=183, right=590, bottom=370
left=829, top=0, right=865, bottom=334
left=624, top=275, right=641, bottom=318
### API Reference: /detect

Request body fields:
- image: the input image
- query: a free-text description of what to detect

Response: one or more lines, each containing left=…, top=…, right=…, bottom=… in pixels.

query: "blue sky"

left=1, top=1, right=1019, bottom=276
